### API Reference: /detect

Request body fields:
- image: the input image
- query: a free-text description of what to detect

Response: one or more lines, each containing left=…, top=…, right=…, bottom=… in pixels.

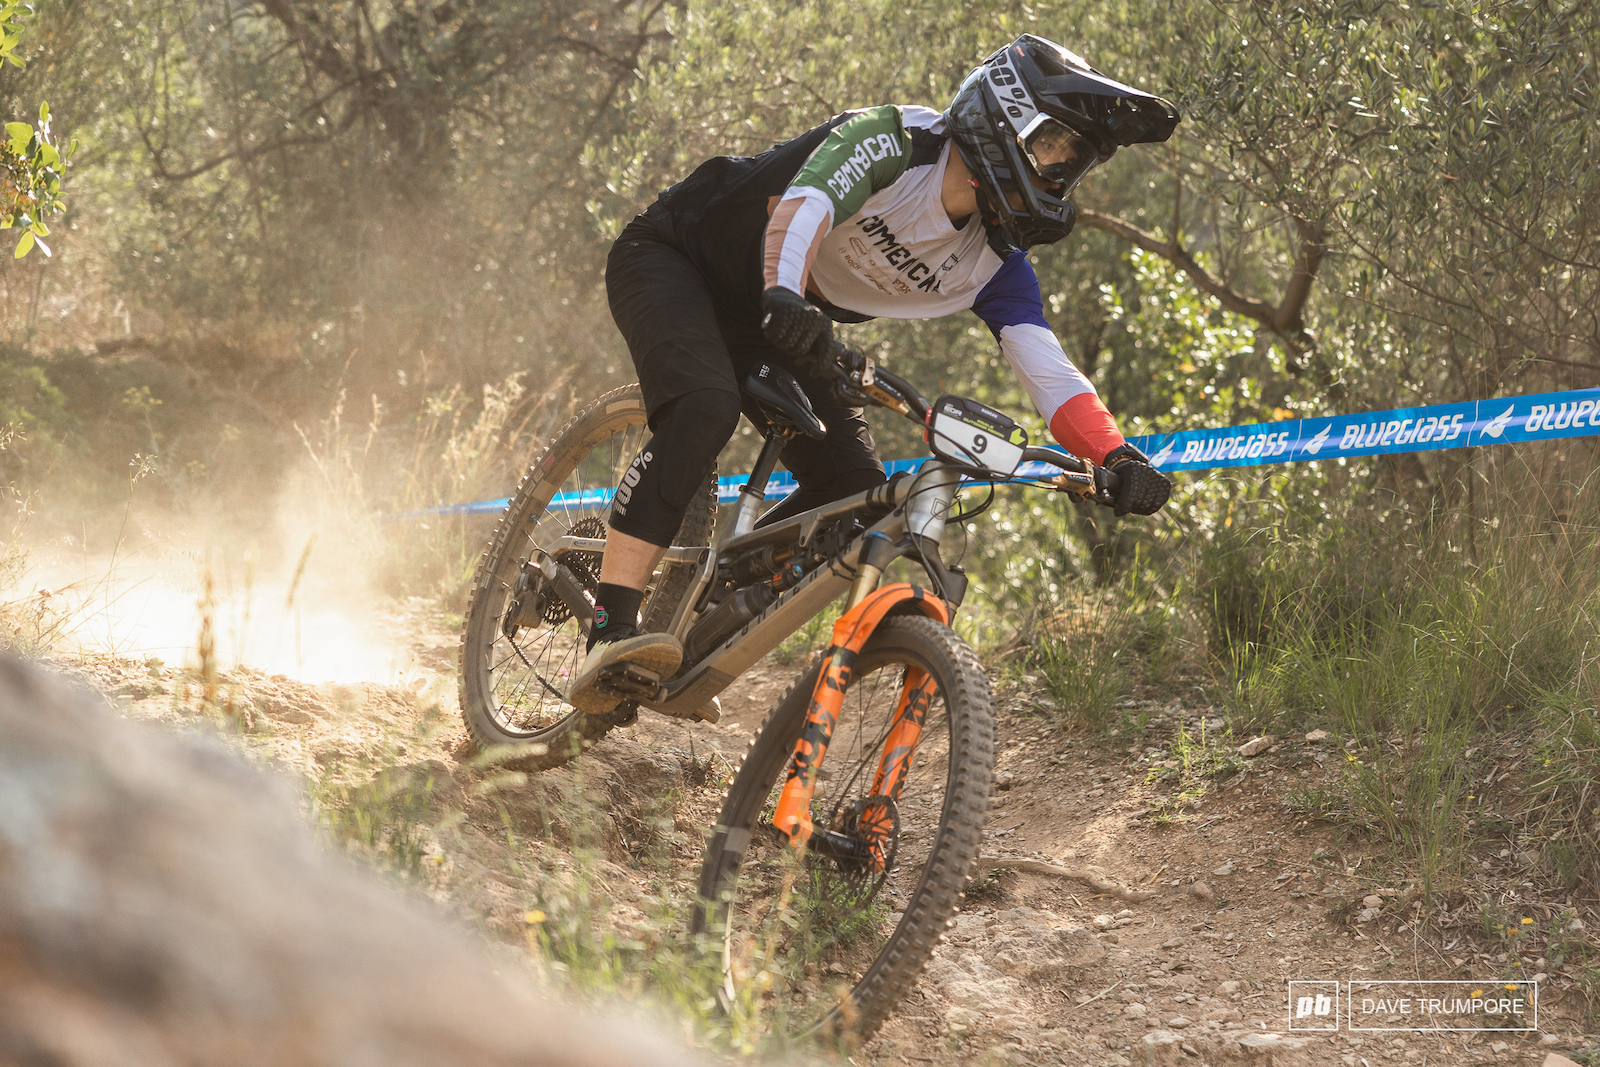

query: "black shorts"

left=604, top=213, right=884, bottom=512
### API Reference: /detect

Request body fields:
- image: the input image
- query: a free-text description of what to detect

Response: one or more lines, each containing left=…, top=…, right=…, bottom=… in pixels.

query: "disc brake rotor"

left=812, top=795, right=900, bottom=909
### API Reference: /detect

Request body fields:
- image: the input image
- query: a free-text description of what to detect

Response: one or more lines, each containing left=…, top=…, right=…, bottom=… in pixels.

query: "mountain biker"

left=569, top=34, right=1180, bottom=715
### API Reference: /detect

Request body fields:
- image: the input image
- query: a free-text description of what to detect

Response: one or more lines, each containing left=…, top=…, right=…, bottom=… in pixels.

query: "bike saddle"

left=742, top=363, right=827, bottom=440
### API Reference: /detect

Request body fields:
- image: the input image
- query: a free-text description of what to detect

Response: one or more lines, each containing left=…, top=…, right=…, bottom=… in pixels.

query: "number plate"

left=927, top=395, right=1027, bottom=476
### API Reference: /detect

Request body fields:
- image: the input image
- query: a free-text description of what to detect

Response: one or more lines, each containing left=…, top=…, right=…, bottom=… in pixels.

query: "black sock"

left=589, top=583, right=644, bottom=650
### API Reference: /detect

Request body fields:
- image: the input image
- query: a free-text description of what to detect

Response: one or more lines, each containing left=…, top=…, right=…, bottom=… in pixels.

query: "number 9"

left=971, top=434, right=988, bottom=454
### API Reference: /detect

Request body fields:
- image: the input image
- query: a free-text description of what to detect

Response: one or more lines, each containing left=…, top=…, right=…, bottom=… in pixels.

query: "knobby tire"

left=693, top=615, right=995, bottom=1044
left=458, top=385, right=714, bottom=770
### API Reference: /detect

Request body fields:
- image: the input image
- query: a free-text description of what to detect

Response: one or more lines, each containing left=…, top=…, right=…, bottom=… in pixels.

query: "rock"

left=1235, top=1032, right=1313, bottom=1063
left=0, top=654, right=709, bottom=1067
left=1357, top=907, right=1381, bottom=923
left=1362, top=894, right=1384, bottom=908
left=922, top=951, right=1021, bottom=1014
left=947, top=912, right=988, bottom=943
left=1304, top=729, right=1328, bottom=742
left=1218, top=980, right=1243, bottom=995
left=1212, top=861, right=1236, bottom=875
left=1116, top=908, right=1135, bottom=918
left=1093, top=913, right=1116, bottom=929
left=1237, top=734, right=1275, bottom=757
left=984, top=923, right=1099, bottom=980
left=1568, top=917, right=1585, bottom=932
left=1189, top=881, right=1215, bottom=900
left=1543, top=1054, right=1583, bottom=1067
left=1540, top=1033, right=1562, bottom=1045
left=1162, top=936, right=1186, bottom=949
left=1124, top=1003, right=1148, bottom=1018
left=1490, top=1041, right=1508, bottom=1053
left=1139, top=1030, right=1185, bottom=1064
left=995, top=770, right=1017, bottom=790
left=1166, top=1016, right=1191, bottom=1028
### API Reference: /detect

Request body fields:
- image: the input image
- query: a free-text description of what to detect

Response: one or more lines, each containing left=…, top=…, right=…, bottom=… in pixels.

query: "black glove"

left=760, top=286, right=833, bottom=373
left=1104, top=442, right=1171, bottom=517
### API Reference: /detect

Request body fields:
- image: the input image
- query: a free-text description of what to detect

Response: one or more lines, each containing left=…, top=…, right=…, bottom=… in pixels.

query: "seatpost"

left=721, top=431, right=788, bottom=546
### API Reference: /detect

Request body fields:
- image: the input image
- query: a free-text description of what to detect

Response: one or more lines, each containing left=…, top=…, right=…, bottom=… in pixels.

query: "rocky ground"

left=59, top=597, right=1600, bottom=1067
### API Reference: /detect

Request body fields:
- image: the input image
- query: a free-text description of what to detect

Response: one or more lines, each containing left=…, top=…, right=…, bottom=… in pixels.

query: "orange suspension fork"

left=772, top=583, right=949, bottom=851
left=869, top=667, right=937, bottom=800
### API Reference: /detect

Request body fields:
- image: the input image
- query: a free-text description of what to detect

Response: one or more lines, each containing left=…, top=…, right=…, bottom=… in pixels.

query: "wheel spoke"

left=696, top=619, right=992, bottom=1043
left=458, top=388, right=713, bottom=761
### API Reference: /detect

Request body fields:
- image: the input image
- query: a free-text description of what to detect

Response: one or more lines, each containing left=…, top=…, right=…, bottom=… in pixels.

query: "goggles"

left=1017, top=115, right=1106, bottom=192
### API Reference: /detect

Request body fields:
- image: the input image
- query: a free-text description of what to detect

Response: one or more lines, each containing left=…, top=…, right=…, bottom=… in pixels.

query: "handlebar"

left=823, top=340, right=930, bottom=420
left=825, top=341, right=1122, bottom=506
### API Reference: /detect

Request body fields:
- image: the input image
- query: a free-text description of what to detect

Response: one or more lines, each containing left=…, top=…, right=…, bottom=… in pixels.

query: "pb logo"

left=1295, top=994, right=1333, bottom=1018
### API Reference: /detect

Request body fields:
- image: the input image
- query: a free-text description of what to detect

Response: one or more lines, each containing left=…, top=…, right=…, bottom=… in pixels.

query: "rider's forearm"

left=1048, top=392, right=1126, bottom=464
left=992, top=320, right=1126, bottom=462
left=762, top=188, right=833, bottom=293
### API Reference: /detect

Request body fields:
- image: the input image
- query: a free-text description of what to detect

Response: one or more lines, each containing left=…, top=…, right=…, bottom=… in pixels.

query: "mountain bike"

left=457, top=345, right=1124, bottom=1040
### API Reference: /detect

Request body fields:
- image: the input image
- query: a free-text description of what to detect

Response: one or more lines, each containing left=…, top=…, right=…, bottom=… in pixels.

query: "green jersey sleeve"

left=787, top=105, right=914, bottom=225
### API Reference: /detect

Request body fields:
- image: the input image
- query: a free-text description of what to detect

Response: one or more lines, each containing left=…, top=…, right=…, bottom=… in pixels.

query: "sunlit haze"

left=22, top=548, right=421, bottom=685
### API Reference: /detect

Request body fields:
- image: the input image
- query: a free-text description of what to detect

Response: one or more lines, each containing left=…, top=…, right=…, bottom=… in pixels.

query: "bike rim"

left=714, top=646, right=955, bottom=1037
left=481, top=415, right=651, bottom=739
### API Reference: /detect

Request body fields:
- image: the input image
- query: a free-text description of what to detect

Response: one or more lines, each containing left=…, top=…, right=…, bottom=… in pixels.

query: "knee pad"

left=610, top=389, right=741, bottom=546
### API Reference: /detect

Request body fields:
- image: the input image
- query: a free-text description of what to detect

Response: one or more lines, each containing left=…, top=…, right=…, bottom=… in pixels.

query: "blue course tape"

left=1134, top=386, right=1600, bottom=473
left=385, top=387, right=1600, bottom=520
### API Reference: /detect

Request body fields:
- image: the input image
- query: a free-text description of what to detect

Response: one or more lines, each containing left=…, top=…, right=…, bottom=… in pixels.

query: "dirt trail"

left=72, top=602, right=1599, bottom=1067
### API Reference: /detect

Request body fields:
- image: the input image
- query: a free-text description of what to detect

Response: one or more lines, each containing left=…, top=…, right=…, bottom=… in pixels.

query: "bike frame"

left=538, top=354, right=1116, bottom=855
left=630, top=451, right=963, bottom=721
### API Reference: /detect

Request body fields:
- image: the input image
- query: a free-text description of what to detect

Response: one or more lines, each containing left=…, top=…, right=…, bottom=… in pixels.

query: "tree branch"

left=1275, top=217, right=1325, bottom=334
left=1076, top=208, right=1281, bottom=329
left=148, top=133, right=331, bottom=182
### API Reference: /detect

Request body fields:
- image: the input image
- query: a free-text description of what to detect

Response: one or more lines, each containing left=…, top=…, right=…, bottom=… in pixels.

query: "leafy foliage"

left=0, top=3, right=72, bottom=258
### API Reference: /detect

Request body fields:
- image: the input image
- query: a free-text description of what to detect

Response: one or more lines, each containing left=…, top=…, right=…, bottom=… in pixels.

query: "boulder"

left=0, top=655, right=707, bottom=1067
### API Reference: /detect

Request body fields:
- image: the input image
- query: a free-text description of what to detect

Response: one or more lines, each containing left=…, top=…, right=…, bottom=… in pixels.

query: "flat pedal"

left=596, top=662, right=663, bottom=701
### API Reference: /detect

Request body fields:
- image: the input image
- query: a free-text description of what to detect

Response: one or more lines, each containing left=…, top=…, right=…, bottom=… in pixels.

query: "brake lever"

left=1050, top=461, right=1121, bottom=507
left=831, top=368, right=873, bottom=408
left=826, top=342, right=884, bottom=409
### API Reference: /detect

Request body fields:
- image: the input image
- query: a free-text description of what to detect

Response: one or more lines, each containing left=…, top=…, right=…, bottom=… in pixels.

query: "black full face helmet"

left=947, top=35, right=1180, bottom=251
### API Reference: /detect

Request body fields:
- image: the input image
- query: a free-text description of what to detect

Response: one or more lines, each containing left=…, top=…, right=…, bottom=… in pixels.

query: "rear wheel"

left=693, top=615, right=995, bottom=1044
left=458, top=385, right=714, bottom=770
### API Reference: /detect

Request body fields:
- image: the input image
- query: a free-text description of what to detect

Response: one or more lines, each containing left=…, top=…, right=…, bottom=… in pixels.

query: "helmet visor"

left=1018, top=116, right=1104, bottom=191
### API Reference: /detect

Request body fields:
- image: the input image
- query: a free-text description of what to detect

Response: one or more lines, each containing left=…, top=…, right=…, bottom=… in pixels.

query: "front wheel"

left=693, top=615, right=996, bottom=1045
left=457, top=385, right=714, bottom=770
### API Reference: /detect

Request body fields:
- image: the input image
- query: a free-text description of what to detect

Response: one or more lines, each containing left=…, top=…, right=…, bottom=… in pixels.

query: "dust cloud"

left=12, top=479, right=439, bottom=686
